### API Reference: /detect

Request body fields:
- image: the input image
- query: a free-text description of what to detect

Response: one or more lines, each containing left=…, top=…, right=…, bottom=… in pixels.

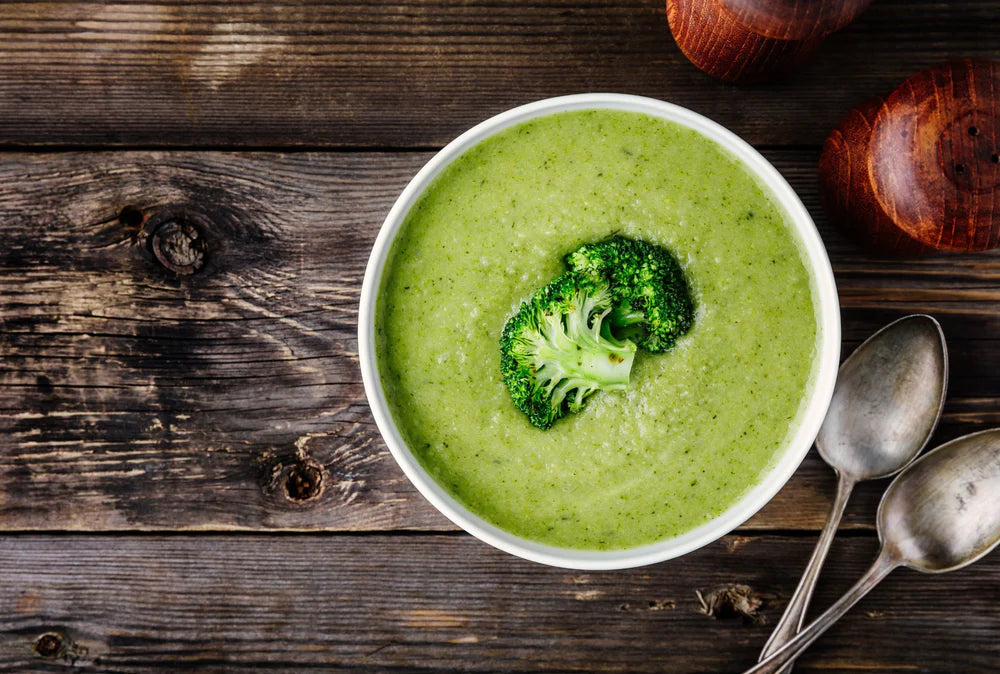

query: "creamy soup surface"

left=376, top=109, right=818, bottom=550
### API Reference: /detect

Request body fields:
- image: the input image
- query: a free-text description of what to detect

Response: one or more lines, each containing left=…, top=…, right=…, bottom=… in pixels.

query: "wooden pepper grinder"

left=666, top=0, right=873, bottom=83
left=819, top=59, right=1000, bottom=254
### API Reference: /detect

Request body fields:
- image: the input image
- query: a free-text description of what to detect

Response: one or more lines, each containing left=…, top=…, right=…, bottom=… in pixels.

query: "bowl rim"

left=358, top=93, right=841, bottom=570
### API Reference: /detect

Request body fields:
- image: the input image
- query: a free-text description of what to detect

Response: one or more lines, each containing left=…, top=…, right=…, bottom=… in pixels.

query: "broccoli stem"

left=534, top=341, right=634, bottom=390
left=532, top=308, right=636, bottom=411
left=610, top=304, right=646, bottom=327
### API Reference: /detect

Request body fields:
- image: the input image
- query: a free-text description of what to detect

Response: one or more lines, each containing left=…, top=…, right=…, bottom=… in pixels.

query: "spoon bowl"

left=881, top=428, right=1000, bottom=573
left=817, top=315, right=948, bottom=479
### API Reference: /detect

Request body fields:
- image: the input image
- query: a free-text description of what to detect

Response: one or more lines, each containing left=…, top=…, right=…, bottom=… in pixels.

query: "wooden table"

left=1, top=2, right=998, bottom=672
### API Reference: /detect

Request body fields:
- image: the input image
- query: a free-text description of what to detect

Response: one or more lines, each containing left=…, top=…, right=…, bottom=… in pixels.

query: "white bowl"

left=359, top=94, right=840, bottom=570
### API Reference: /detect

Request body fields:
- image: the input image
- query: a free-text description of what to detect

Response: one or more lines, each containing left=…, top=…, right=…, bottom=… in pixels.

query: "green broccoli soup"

left=375, top=109, right=818, bottom=550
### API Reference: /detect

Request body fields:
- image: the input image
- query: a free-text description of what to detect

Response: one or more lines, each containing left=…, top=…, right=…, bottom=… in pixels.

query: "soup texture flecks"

left=376, top=109, right=818, bottom=550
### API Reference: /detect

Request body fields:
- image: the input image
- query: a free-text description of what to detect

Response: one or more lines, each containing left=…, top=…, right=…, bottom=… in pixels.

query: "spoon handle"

left=758, top=474, right=855, bottom=672
left=743, top=550, right=898, bottom=674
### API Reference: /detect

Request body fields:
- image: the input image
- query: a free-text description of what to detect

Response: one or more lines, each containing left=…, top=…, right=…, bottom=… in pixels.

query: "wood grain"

left=0, top=151, right=433, bottom=531
left=1, top=534, right=998, bottom=672
left=0, top=1, right=997, bottom=148
left=818, top=94, right=932, bottom=255
left=719, top=0, right=873, bottom=39
left=3, top=150, right=1000, bottom=532
left=1, top=3, right=998, bottom=671
left=667, top=0, right=871, bottom=84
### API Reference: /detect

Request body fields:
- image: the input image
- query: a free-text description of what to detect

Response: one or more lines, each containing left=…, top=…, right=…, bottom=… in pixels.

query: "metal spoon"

left=760, top=314, right=948, bottom=672
left=745, top=427, right=1000, bottom=674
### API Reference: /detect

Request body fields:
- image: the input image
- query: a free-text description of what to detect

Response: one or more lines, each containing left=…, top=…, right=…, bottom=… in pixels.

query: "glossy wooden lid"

left=820, top=59, right=1000, bottom=254
left=719, top=0, right=872, bottom=40
left=667, top=0, right=872, bottom=83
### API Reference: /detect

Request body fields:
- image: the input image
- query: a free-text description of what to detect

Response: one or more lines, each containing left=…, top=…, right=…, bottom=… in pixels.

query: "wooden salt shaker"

left=819, top=59, right=1000, bottom=254
left=666, top=0, right=872, bottom=83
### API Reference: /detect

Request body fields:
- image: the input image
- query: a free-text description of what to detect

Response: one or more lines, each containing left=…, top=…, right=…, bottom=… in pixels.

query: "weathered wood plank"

left=0, top=534, right=997, bottom=672
left=2, top=150, right=1000, bottom=532
left=0, top=1, right=997, bottom=148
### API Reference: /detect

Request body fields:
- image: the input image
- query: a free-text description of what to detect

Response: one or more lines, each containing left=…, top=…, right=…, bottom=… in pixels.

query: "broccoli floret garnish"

left=500, top=272, right=638, bottom=430
left=500, top=235, right=694, bottom=429
left=565, top=235, right=694, bottom=353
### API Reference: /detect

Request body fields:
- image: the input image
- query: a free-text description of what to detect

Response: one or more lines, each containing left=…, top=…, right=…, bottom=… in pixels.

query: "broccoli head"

left=565, top=235, right=694, bottom=352
left=500, top=271, right=637, bottom=430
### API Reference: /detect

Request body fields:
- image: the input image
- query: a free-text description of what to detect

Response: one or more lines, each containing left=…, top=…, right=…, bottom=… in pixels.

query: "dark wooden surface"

left=1, top=1, right=999, bottom=672
left=2, top=535, right=999, bottom=673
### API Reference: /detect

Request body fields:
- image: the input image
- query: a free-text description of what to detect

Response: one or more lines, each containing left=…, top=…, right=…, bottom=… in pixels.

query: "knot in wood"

left=151, top=219, right=206, bottom=275
left=118, top=205, right=145, bottom=229
left=34, top=632, right=63, bottom=658
left=284, top=461, right=324, bottom=501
